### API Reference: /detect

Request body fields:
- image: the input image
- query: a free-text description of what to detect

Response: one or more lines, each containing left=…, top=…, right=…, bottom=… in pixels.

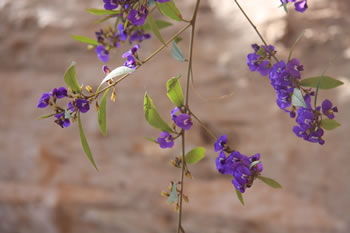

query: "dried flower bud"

left=183, top=195, right=189, bottom=203
left=85, top=85, right=93, bottom=93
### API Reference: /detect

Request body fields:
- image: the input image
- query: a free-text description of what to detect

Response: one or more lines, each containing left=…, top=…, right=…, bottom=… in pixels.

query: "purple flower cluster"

left=37, top=87, right=91, bottom=128
left=122, top=44, right=140, bottom=69
left=281, top=0, right=308, bottom=13
left=214, top=135, right=263, bottom=193
left=246, top=44, right=339, bottom=145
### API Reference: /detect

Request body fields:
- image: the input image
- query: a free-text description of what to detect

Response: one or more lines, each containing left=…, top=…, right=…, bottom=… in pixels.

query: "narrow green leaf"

left=144, top=137, right=159, bottom=144
left=171, top=41, right=185, bottom=62
left=77, top=112, right=98, bottom=170
left=282, top=1, right=288, bottom=14
left=167, top=183, right=178, bottom=204
left=300, top=76, right=344, bottom=90
left=291, top=88, right=307, bottom=108
left=144, top=93, right=173, bottom=133
left=38, top=113, right=55, bottom=119
left=64, top=62, right=81, bottom=94
left=167, top=75, right=184, bottom=107
left=155, top=0, right=182, bottom=22
left=249, top=160, right=261, bottom=170
left=287, top=30, right=304, bottom=62
left=185, top=147, right=206, bottom=164
left=96, top=15, right=115, bottom=23
left=258, top=176, right=282, bottom=188
left=142, top=19, right=173, bottom=31
left=235, top=188, right=244, bottom=206
left=321, top=119, right=341, bottom=130
left=87, top=8, right=120, bottom=15
left=174, top=36, right=182, bottom=44
left=147, top=14, right=166, bottom=45
left=98, top=88, right=110, bottom=136
left=72, top=35, right=99, bottom=46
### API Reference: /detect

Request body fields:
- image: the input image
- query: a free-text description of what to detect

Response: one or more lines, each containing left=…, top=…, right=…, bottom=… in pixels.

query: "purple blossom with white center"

left=75, top=99, right=90, bottom=113
left=51, top=87, right=67, bottom=99
left=103, top=0, right=118, bottom=10
left=124, top=56, right=137, bottom=69
left=122, top=44, right=140, bottom=58
left=102, top=65, right=111, bottom=74
left=95, top=45, right=109, bottom=63
left=37, top=93, right=51, bottom=108
left=321, top=99, right=338, bottom=119
left=157, top=131, right=174, bottom=149
left=249, top=153, right=263, bottom=173
left=127, top=6, right=148, bottom=26
left=54, top=113, right=70, bottom=128
left=286, top=58, right=303, bottom=78
left=216, top=151, right=233, bottom=175
left=129, top=30, right=151, bottom=43
left=156, top=0, right=170, bottom=2
left=280, top=0, right=308, bottom=13
left=214, top=134, right=227, bottom=152
left=247, top=44, right=275, bottom=76
left=118, top=24, right=128, bottom=41
left=171, top=107, right=192, bottom=131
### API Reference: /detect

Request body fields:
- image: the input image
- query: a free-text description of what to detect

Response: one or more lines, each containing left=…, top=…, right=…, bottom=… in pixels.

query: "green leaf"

left=77, top=112, right=98, bottom=170
left=291, top=88, right=307, bottom=108
left=185, top=147, right=206, bottom=164
left=167, top=183, right=178, bottom=204
left=87, top=8, right=120, bottom=15
left=147, top=14, right=166, bottom=45
left=38, top=113, right=56, bottom=119
left=321, top=119, right=341, bottom=130
left=174, top=36, right=182, bottom=44
left=155, top=0, right=182, bottom=22
left=287, top=30, right=304, bottom=62
left=144, top=137, right=159, bottom=144
left=64, top=110, right=72, bottom=119
left=142, top=19, right=173, bottom=31
left=96, top=15, right=115, bottom=23
left=72, top=35, right=99, bottom=46
left=98, top=88, right=110, bottom=136
left=166, top=75, right=184, bottom=107
left=282, top=1, right=288, bottom=14
left=144, top=93, right=173, bottom=133
left=235, top=188, right=244, bottom=206
left=98, top=66, right=135, bottom=91
left=64, top=62, right=81, bottom=94
left=249, top=160, right=261, bottom=170
left=258, top=176, right=282, bottom=188
left=256, top=46, right=266, bottom=57
left=300, top=76, right=344, bottom=90
left=171, top=41, right=185, bottom=62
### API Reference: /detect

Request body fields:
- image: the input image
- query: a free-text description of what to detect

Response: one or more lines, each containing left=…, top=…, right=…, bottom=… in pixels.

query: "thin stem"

left=177, top=1, right=201, bottom=233
left=233, top=0, right=279, bottom=63
left=88, top=23, right=191, bottom=100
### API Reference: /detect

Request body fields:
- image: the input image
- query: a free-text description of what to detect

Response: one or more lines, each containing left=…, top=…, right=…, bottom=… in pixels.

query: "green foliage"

left=291, top=88, right=307, bottom=108
left=98, top=88, right=110, bottom=136
left=142, top=19, right=173, bottom=31
left=64, top=62, right=81, bottom=94
left=155, top=0, right=182, bottom=22
left=144, top=93, right=174, bottom=133
left=78, top=112, right=98, bottom=170
left=171, top=41, right=185, bottom=62
left=146, top=14, right=166, bottom=45
left=321, top=119, right=341, bottom=130
left=300, top=76, right=344, bottom=90
left=258, top=176, right=282, bottom=188
left=167, top=183, right=178, bottom=203
left=99, top=66, right=135, bottom=91
left=72, top=35, right=99, bottom=46
left=235, top=188, right=245, bottom=205
left=144, top=137, right=159, bottom=144
left=87, top=8, right=120, bottom=15
left=167, top=76, right=184, bottom=107
left=185, top=147, right=206, bottom=164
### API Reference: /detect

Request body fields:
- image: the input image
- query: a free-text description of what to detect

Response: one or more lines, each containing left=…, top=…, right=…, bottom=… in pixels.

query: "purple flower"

left=157, top=131, right=174, bottom=149
left=118, top=24, right=128, bottom=41
left=103, top=0, right=118, bottom=10
left=171, top=107, right=192, bottom=130
left=286, top=58, right=303, bottom=78
left=247, top=53, right=260, bottom=72
left=54, top=113, right=70, bottom=128
left=51, top=87, right=67, bottom=99
left=249, top=153, right=263, bottom=173
left=124, top=56, right=137, bottom=69
left=102, top=65, right=111, bottom=74
left=129, top=30, right=151, bottom=43
left=294, top=0, right=308, bottom=13
left=122, top=44, right=140, bottom=58
left=321, top=99, right=338, bottom=119
left=127, top=6, right=148, bottom=26
left=37, top=93, right=51, bottom=108
left=95, top=45, right=109, bottom=63
left=75, top=99, right=90, bottom=113
left=214, top=134, right=227, bottom=152
left=156, top=0, right=170, bottom=2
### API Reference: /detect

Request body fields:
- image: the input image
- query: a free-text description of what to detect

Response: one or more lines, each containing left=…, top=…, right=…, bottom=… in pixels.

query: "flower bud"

left=85, top=85, right=93, bottom=93
left=161, top=191, right=169, bottom=198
